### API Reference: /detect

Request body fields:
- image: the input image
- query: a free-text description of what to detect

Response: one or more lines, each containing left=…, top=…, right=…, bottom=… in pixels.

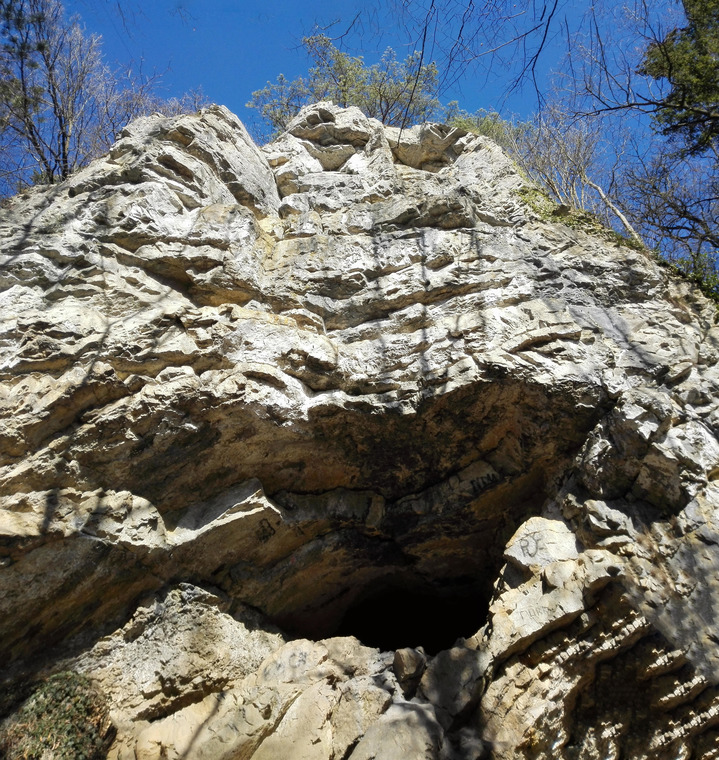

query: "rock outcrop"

left=1, top=101, right=719, bottom=759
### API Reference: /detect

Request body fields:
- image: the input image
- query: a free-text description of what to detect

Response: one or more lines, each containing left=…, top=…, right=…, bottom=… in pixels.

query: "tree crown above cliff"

left=247, top=34, right=440, bottom=138
left=0, top=0, right=205, bottom=193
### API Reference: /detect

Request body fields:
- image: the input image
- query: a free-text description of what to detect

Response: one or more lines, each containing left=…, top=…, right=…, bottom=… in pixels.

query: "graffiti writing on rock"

left=468, top=471, right=500, bottom=496
left=518, top=534, right=543, bottom=558
left=256, top=518, right=276, bottom=543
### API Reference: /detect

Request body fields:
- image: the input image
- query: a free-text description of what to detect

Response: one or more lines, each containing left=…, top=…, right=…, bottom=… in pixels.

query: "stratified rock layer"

left=1, top=102, right=719, bottom=759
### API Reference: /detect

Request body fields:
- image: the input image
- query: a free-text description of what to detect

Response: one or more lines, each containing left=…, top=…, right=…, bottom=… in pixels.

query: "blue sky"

left=64, top=0, right=566, bottom=133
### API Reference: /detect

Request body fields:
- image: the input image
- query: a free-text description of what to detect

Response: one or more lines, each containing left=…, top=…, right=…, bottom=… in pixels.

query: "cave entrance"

left=268, top=531, right=499, bottom=656
left=334, top=576, right=489, bottom=655
left=253, top=445, right=582, bottom=656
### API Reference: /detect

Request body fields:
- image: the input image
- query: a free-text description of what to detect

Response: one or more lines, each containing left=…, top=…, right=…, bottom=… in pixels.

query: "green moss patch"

left=515, top=186, right=645, bottom=251
left=0, top=672, right=114, bottom=760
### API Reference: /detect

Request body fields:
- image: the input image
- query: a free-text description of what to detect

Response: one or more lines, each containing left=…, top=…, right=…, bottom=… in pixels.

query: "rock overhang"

left=1, top=102, right=719, bottom=758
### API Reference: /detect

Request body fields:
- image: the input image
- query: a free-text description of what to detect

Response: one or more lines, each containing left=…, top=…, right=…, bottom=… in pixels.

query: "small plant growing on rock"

left=0, top=671, right=114, bottom=760
left=515, top=185, right=646, bottom=251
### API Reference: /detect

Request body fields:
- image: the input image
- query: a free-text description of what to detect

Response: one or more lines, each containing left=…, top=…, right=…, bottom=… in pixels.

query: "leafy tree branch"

left=247, top=34, right=440, bottom=138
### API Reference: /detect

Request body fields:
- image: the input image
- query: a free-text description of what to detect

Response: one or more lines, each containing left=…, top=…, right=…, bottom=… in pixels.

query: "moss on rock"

left=0, top=672, right=114, bottom=760
left=516, top=185, right=645, bottom=251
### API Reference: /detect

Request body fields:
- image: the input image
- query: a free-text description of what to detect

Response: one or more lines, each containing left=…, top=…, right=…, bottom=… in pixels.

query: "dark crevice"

left=334, top=578, right=489, bottom=655
left=264, top=527, right=499, bottom=655
left=340, top=738, right=361, bottom=760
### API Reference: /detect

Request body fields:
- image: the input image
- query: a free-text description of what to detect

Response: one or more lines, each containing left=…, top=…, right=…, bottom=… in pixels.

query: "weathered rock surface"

left=1, top=101, right=719, bottom=758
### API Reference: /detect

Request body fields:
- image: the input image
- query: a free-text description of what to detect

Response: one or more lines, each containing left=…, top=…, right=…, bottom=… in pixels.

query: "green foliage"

left=515, top=185, right=642, bottom=248
left=515, top=185, right=557, bottom=219
left=671, top=251, right=719, bottom=301
left=247, top=34, right=440, bottom=137
left=247, top=72, right=312, bottom=137
left=0, top=671, right=114, bottom=759
left=444, top=103, right=531, bottom=152
left=661, top=255, right=719, bottom=307
left=641, top=0, right=719, bottom=154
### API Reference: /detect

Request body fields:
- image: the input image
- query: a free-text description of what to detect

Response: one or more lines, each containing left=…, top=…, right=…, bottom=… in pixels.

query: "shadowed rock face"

left=1, top=102, right=719, bottom=759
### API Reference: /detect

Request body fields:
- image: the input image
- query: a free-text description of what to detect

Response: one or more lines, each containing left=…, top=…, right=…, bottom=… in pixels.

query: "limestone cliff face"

left=1, top=102, right=719, bottom=759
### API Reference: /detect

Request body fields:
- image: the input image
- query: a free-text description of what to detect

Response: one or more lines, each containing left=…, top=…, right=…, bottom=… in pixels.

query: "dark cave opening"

left=261, top=459, right=561, bottom=656
left=334, top=578, right=490, bottom=655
